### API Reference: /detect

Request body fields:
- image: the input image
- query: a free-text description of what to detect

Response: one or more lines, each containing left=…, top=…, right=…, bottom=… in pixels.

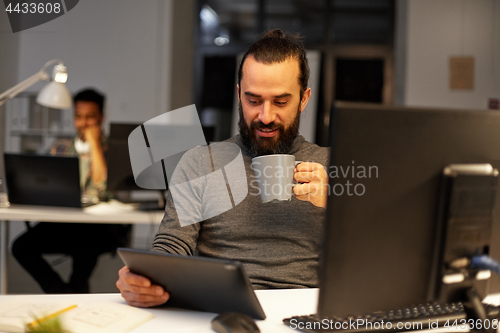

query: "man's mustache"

left=251, top=121, right=284, bottom=131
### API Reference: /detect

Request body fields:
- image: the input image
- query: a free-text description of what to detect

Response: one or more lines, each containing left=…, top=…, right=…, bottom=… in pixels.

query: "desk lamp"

left=0, top=59, right=71, bottom=208
left=0, top=59, right=72, bottom=109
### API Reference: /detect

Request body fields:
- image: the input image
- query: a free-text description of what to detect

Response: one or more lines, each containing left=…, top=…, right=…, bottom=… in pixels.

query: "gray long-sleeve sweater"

left=152, top=134, right=329, bottom=289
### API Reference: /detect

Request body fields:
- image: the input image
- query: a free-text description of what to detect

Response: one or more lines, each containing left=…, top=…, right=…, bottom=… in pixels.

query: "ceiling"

left=199, top=0, right=394, bottom=47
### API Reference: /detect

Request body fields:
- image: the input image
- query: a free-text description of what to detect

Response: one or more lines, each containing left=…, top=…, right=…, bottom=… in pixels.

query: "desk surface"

left=1, top=289, right=495, bottom=333
left=0, top=289, right=317, bottom=333
left=0, top=200, right=165, bottom=224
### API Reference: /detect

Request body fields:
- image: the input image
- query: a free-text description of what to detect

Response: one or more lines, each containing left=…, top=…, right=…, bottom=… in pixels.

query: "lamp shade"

left=36, top=81, right=72, bottom=109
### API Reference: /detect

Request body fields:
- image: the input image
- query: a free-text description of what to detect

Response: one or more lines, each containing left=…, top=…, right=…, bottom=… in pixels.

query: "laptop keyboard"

left=283, top=302, right=500, bottom=332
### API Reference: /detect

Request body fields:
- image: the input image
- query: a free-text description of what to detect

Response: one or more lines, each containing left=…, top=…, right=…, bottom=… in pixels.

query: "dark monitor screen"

left=106, top=123, right=216, bottom=193
left=4, top=153, right=82, bottom=208
left=318, top=102, right=500, bottom=318
left=107, top=123, right=143, bottom=192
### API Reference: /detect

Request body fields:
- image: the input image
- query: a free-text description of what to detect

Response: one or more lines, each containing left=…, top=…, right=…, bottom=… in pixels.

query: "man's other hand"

left=83, top=125, right=101, bottom=145
left=116, top=266, right=170, bottom=307
left=293, top=162, right=328, bottom=209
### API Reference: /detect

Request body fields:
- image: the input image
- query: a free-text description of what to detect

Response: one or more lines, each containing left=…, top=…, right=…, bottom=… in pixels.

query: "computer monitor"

left=106, top=123, right=216, bottom=192
left=318, top=102, right=500, bottom=318
left=107, top=123, right=143, bottom=192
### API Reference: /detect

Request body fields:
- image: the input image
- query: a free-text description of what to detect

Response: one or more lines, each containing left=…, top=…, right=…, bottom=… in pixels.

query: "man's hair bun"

left=262, top=28, right=286, bottom=39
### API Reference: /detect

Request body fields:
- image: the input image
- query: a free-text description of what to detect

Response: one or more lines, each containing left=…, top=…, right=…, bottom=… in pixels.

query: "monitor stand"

left=441, top=274, right=498, bottom=333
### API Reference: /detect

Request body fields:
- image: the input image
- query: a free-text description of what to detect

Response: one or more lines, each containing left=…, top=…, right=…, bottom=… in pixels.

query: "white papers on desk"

left=61, top=302, right=153, bottom=333
left=84, top=200, right=136, bottom=215
left=0, top=298, right=76, bottom=333
left=0, top=299, right=153, bottom=333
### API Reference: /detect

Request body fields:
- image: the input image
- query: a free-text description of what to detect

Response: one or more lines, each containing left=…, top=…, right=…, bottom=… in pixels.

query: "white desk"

left=0, top=289, right=317, bottom=333
left=1, top=289, right=495, bottom=333
left=0, top=200, right=165, bottom=294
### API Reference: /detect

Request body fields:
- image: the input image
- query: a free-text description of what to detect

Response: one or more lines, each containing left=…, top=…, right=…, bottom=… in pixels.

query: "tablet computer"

left=117, top=248, right=266, bottom=319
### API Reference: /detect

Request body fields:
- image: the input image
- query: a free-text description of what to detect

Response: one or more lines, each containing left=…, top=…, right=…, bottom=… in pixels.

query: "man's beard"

left=238, top=102, right=301, bottom=157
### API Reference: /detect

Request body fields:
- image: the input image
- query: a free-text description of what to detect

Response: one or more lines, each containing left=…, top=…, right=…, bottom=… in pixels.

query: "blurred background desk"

left=0, top=200, right=165, bottom=294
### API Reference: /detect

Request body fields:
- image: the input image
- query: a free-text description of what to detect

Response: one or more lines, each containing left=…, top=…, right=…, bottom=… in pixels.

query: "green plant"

left=25, top=315, right=64, bottom=333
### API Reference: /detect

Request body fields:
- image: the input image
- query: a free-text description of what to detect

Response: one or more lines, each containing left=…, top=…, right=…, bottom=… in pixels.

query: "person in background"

left=12, top=88, right=130, bottom=293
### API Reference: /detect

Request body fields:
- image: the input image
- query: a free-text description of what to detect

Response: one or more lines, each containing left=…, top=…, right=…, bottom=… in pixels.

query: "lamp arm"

left=40, top=59, right=64, bottom=72
left=0, top=59, right=64, bottom=107
left=0, top=71, right=48, bottom=107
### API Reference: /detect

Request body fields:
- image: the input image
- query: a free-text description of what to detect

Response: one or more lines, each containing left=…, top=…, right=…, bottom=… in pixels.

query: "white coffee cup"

left=252, top=154, right=301, bottom=203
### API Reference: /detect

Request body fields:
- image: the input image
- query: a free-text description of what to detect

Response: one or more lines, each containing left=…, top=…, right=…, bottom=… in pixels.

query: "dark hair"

left=73, top=88, right=105, bottom=115
left=237, top=29, right=309, bottom=97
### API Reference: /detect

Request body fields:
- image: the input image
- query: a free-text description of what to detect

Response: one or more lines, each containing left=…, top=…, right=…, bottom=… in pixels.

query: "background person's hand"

left=82, top=124, right=107, bottom=184
left=83, top=124, right=101, bottom=145
left=293, top=162, right=328, bottom=209
left=116, top=266, right=170, bottom=307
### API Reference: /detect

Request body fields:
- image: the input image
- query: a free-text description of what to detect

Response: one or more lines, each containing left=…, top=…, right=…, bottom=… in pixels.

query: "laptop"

left=117, top=248, right=266, bottom=319
left=3, top=152, right=90, bottom=208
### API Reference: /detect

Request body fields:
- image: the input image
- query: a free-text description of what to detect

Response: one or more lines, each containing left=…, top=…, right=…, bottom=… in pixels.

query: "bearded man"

left=116, top=29, right=329, bottom=308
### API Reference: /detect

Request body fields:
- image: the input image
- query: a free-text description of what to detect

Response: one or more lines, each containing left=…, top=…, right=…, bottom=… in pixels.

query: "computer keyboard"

left=283, top=302, right=500, bottom=332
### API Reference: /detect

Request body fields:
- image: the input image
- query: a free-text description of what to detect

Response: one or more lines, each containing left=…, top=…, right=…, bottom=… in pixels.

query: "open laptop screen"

left=4, top=153, right=83, bottom=208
